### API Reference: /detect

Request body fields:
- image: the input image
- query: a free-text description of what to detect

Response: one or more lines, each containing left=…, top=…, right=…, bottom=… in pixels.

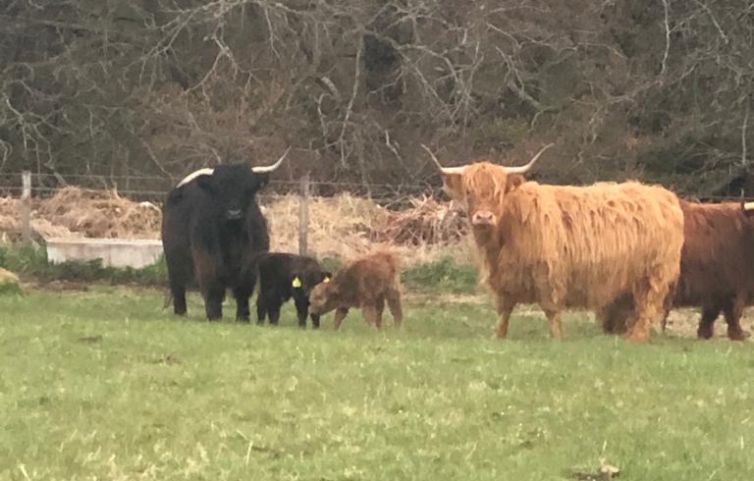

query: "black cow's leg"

left=268, top=302, right=282, bottom=326
left=294, top=298, right=309, bottom=328
left=171, top=283, right=187, bottom=316
left=233, top=285, right=251, bottom=323
left=256, top=295, right=268, bottom=325
left=697, top=304, right=721, bottom=339
left=204, top=285, right=225, bottom=321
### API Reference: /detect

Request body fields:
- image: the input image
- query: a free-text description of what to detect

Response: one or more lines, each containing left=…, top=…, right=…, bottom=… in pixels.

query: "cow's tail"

left=162, top=288, right=173, bottom=310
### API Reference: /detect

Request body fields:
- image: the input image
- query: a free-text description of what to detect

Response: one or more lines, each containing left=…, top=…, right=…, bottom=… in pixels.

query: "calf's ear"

left=322, top=272, right=333, bottom=283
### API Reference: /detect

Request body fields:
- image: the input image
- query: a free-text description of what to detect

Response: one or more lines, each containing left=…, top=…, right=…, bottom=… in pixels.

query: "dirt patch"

left=663, top=308, right=754, bottom=340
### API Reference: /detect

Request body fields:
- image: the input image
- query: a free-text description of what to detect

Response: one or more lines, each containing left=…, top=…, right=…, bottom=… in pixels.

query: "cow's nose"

left=226, top=209, right=243, bottom=220
left=471, top=210, right=495, bottom=226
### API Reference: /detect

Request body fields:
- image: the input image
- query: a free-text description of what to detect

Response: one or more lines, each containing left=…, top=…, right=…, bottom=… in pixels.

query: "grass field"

left=2, top=286, right=754, bottom=481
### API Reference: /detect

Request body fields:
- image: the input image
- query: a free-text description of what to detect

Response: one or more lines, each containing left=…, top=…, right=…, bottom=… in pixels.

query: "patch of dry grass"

left=1, top=189, right=473, bottom=265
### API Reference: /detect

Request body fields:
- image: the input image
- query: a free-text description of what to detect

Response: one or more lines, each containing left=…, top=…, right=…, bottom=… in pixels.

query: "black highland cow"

left=161, top=150, right=288, bottom=321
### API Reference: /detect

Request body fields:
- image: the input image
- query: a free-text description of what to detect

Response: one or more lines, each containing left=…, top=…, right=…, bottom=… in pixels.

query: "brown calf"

left=308, top=251, right=403, bottom=329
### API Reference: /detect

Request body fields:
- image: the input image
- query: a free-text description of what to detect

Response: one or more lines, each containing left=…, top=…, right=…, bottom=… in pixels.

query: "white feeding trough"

left=46, top=238, right=163, bottom=269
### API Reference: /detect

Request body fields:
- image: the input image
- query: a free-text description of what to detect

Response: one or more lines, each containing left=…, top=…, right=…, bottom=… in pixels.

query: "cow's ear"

left=506, top=174, right=525, bottom=192
left=441, top=173, right=464, bottom=199
left=291, top=274, right=303, bottom=289
left=255, top=173, right=271, bottom=189
left=321, top=272, right=333, bottom=283
left=196, top=175, right=214, bottom=192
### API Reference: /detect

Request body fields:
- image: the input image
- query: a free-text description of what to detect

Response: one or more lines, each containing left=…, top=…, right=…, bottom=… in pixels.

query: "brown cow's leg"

left=374, top=296, right=385, bottom=329
left=723, top=299, right=749, bottom=341
left=363, top=305, right=380, bottom=329
left=625, top=280, right=666, bottom=343
left=204, top=284, right=225, bottom=321
left=333, top=308, right=349, bottom=330
left=494, top=298, right=516, bottom=339
left=597, top=295, right=633, bottom=335
left=543, top=309, right=563, bottom=339
left=697, top=305, right=721, bottom=339
left=386, top=288, right=403, bottom=326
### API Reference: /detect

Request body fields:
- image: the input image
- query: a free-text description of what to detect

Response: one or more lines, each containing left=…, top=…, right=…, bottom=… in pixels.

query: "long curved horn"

left=176, top=168, right=214, bottom=187
left=251, top=147, right=290, bottom=174
left=501, top=143, right=554, bottom=175
left=421, top=144, right=465, bottom=175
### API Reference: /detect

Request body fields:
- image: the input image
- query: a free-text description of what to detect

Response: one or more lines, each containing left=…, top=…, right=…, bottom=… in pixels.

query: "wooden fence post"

left=21, top=171, right=31, bottom=244
left=298, top=173, right=309, bottom=256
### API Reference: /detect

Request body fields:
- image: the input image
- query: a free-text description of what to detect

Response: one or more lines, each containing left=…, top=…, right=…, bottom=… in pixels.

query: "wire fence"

left=4, top=169, right=754, bottom=204
left=3, top=169, right=754, bottom=254
left=0, top=171, right=440, bottom=209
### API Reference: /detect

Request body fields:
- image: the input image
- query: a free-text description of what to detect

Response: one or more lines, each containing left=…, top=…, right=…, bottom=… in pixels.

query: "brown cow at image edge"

left=605, top=200, right=754, bottom=340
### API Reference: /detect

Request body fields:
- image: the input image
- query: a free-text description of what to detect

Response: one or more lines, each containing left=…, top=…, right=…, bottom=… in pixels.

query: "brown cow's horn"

left=421, top=144, right=465, bottom=175
left=176, top=168, right=214, bottom=188
left=251, top=147, right=290, bottom=174
left=502, top=143, right=554, bottom=175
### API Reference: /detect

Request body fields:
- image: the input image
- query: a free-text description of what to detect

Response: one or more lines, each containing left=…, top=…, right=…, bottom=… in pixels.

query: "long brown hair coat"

left=439, top=160, right=684, bottom=342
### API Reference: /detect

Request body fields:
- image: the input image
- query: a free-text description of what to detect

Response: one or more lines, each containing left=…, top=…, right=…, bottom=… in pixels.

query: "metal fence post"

left=298, top=173, right=309, bottom=256
left=21, top=171, right=31, bottom=244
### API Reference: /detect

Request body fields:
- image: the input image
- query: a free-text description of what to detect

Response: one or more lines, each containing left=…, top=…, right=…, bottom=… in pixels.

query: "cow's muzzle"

left=225, top=209, right=243, bottom=220
left=471, top=210, right=495, bottom=226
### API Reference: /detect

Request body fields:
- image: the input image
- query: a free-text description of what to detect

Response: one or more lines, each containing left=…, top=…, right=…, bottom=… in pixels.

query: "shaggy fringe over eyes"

left=460, top=163, right=510, bottom=214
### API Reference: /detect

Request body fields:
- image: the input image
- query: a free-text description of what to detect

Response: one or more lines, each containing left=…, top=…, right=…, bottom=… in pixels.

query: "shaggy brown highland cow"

left=424, top=144, right=685, bottom=342
left=308, top=251, right=403, bottom=330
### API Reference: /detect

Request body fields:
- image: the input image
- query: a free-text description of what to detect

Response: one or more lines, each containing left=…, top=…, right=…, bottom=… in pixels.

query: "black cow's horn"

left=176, top=168, right=214, bottom=188
left=252, top=147, right=290, bottom=174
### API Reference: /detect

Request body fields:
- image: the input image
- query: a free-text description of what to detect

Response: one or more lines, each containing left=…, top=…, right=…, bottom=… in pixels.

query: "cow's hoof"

left=697, top=327, right=714, bottom=340
left=623, top=331, right=649, bottom=343
left=728, top=329, right=750, bottom=341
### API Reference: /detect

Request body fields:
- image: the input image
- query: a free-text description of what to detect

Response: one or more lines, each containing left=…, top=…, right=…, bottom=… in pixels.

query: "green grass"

left=0, top=244, right=167, bottom=286
left=0, top=245, right=479, bottom=293
left=1, top=287, right=753, bottom=480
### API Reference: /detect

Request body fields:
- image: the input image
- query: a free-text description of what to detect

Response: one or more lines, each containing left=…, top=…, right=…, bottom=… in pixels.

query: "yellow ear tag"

left=292, top=276, right=302, bottom=288
left=323, top=277, right=330, bottom=283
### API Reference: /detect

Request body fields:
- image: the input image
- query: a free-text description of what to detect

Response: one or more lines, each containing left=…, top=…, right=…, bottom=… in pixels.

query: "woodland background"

left=1, top=0, right=753, bottom=197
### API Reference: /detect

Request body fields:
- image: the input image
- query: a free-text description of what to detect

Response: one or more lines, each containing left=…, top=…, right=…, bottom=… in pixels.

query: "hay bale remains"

left=264, top=193, right=388, bottom=260
left=35, top=187, right=161, bottom=239
left=378, top=195, right=468, bottom=246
